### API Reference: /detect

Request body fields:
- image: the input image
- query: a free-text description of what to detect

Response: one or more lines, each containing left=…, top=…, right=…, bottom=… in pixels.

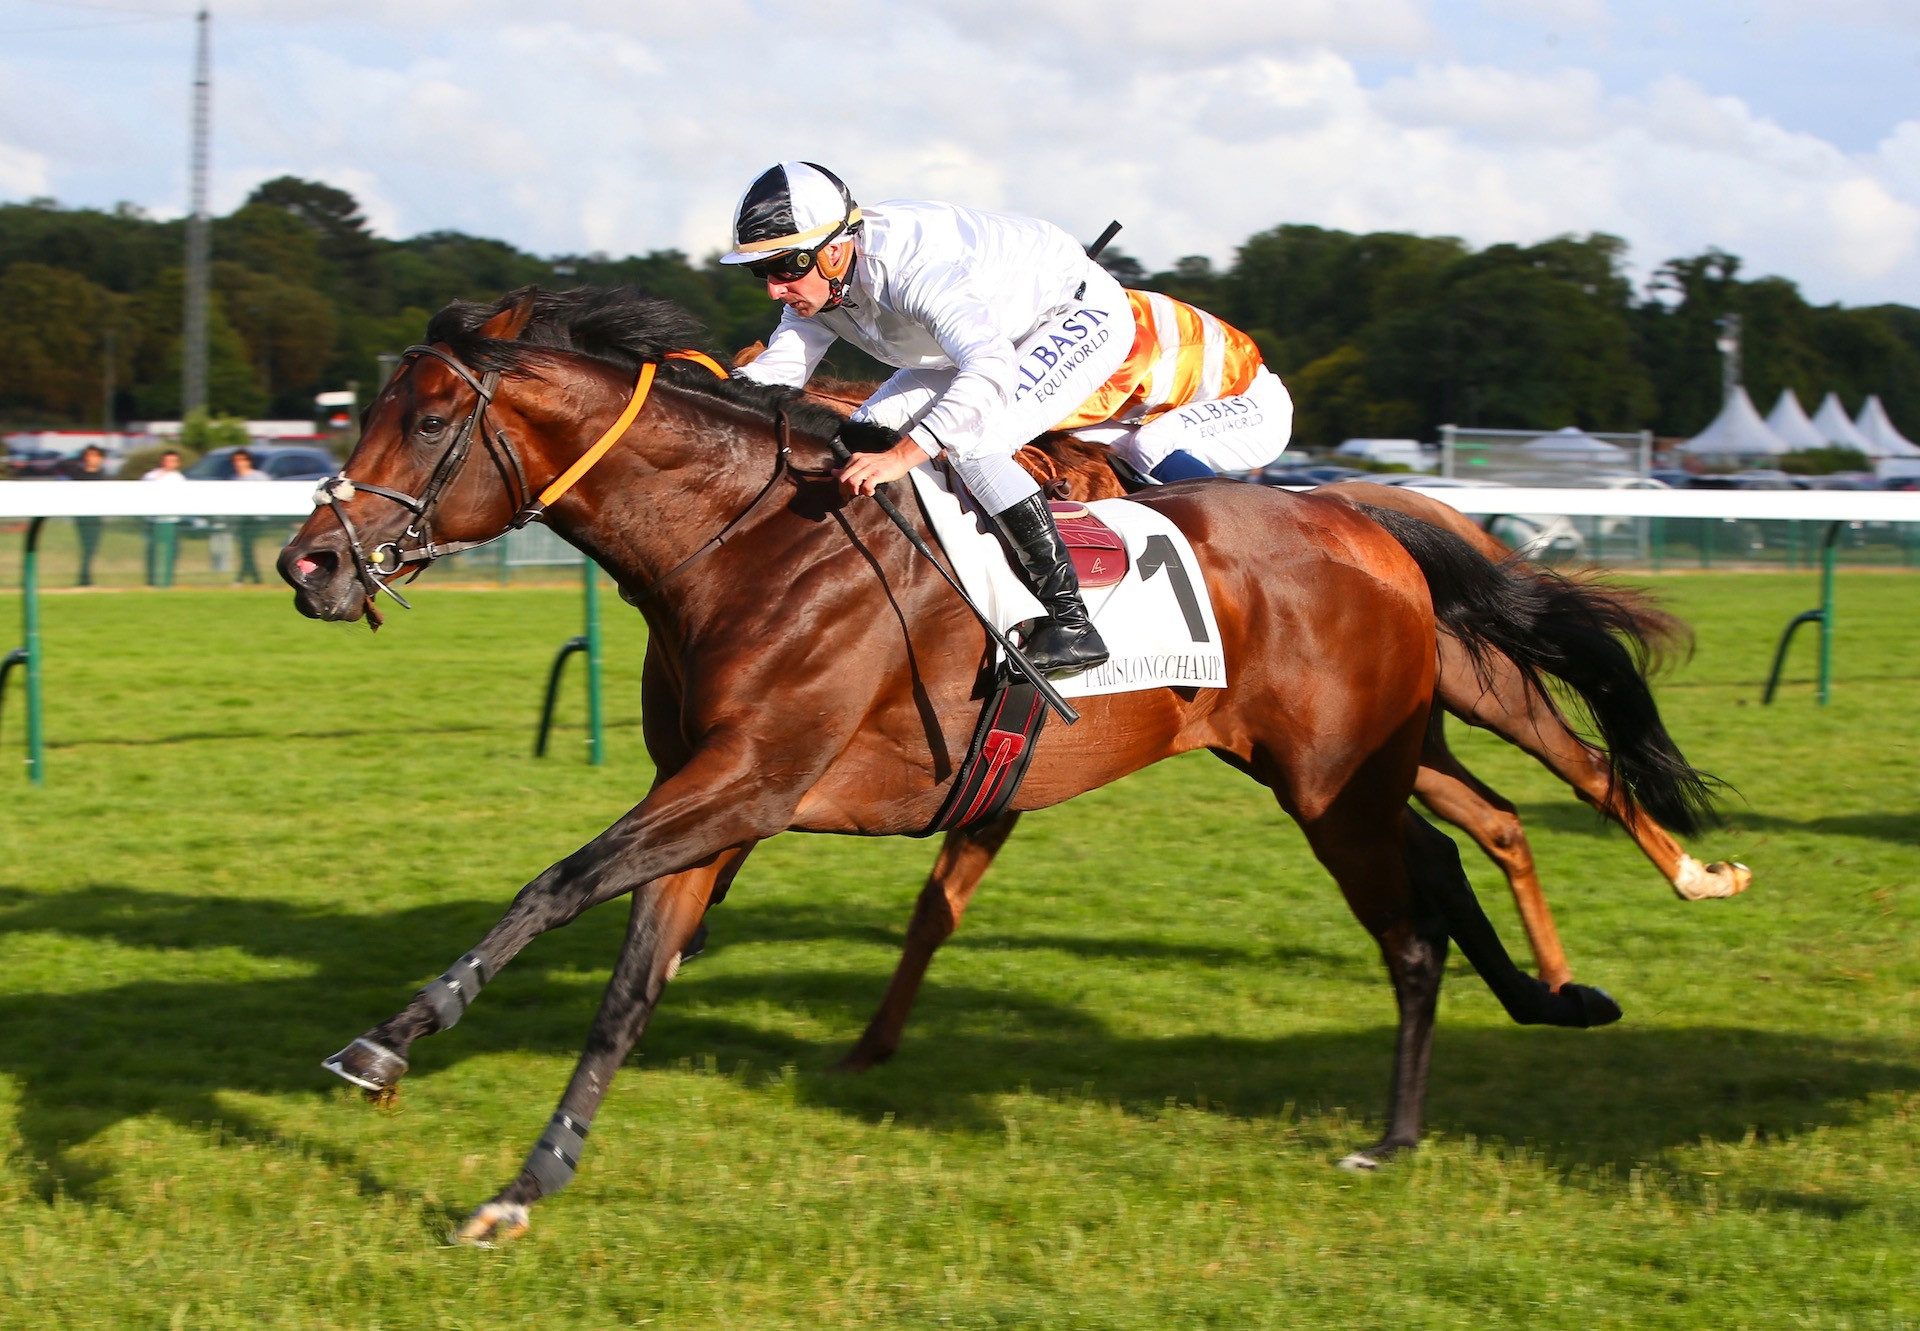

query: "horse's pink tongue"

left=294, top=556, right=319, bottom=577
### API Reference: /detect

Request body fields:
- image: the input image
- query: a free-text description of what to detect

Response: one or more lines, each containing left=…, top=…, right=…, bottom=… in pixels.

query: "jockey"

left=725, top=161, right=1293, bottom=674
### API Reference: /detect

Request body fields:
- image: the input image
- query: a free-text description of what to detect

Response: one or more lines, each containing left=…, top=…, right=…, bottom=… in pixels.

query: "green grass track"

left=1, top=573, right=1915, bottom=1328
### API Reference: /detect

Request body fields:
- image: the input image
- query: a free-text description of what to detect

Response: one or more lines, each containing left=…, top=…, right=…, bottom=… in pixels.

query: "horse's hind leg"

left=1288, top=788, right=1451, bottom=1166
left=1397, top=806, right=1624, bottom=1031
left=1414, top=708, right=1573, bottom=990
left=324, top=846, right=752, bottom=1098
left=1439, top=634, right=1750, bottom=902
left=839, top=811, right=1021, bottom=1073
left=1296, top=795, right=1622, bottom=1167
left=456, top=863, right=712, bottom=1245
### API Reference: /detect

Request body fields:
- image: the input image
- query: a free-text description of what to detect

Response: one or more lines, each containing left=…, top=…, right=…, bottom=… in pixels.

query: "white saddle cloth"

left=905, top=467, right=1228, bottom=699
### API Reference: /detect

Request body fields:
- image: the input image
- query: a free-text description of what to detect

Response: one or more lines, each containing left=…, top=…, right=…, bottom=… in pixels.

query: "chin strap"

left=817, top=229, right=860, bottom=310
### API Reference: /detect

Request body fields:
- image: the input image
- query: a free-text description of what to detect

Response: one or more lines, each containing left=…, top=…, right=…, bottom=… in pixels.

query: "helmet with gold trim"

left=720, top=161, right=862, bottom=285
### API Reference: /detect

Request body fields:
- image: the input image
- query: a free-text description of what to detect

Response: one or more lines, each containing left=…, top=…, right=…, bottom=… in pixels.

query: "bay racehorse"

left=785, top=379, right=1750, bottom=999
left=279, top=287, right=1713, bottom=1243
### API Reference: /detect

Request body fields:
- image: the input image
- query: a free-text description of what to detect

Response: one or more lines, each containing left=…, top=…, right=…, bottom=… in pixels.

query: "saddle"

left=1049, top=501, right=1127, bottom=589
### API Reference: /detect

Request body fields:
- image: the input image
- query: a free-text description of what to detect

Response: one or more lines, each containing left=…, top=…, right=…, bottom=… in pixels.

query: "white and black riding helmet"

left=720, top=161, right=863, bottom=299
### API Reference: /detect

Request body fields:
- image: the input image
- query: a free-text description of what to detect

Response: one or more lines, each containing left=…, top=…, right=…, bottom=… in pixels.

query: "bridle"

left=311, top=342, right=757, bottom=612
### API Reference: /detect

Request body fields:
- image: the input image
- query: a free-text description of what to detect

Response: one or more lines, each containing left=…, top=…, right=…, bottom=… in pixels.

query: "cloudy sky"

left=2, top=0, right=1917, bottom=306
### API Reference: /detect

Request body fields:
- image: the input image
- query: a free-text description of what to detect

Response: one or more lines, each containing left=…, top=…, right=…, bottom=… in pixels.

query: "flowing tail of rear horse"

left=1357, top=502, right=1719, bottom=837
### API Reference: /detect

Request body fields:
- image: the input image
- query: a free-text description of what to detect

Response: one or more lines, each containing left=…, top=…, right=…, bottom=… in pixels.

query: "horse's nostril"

left=282, top=545, right=340, bottom=587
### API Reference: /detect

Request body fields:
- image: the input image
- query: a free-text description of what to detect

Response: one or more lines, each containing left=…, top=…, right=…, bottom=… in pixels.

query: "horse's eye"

left=417, top=415, right=448, bottom=435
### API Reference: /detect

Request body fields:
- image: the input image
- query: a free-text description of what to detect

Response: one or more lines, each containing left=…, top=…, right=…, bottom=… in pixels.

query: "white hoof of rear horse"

left=1336, top=1151, right=1381, bottom=1172
left=1671, top=855, right=1754, bottom=901
left=455, top=1201, right=530, bottom=1247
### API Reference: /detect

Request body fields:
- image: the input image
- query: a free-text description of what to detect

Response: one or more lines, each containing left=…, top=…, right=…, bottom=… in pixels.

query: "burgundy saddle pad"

left=1049, top=501, right=1127, bottom=589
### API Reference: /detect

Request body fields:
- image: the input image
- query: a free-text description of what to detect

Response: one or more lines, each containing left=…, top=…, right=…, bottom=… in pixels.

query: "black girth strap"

left=918, top=675, right=1049, bottom=836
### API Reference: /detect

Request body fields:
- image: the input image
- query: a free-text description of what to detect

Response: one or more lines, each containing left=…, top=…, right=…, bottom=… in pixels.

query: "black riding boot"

left=986, top=493, right=1110, bottom=675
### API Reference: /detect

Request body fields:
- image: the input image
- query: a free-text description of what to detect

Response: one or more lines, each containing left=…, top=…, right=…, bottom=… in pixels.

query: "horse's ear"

left=480, top=289, right=538, bottom=342
left=732, top=341, right=768, bottom=368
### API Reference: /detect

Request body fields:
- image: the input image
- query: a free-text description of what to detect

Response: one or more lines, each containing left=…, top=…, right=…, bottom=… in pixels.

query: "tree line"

left=2, top=176, right=1917, bottom=447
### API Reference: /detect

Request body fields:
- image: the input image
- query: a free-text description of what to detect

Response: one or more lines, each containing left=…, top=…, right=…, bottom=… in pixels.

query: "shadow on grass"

left=1720, top=808, right=1920, bottom=843
left=1508, top=799, right=1920, bottom=848
left=0, top=882, right=1911, bottom=1210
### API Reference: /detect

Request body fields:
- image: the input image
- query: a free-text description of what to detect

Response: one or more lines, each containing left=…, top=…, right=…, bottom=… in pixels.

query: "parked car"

left=1342, top=476, right=1588, bottom=557
left=6, top=446, right=73, bottom=478
left=1880, top=474, right=1920, bottom=492
left=1258, top=464, right=1368, bottom=487
left=1690, top=470, right=1802, bottom=491
left=1795, top=472, right=1879, bottom=490
left=1491, top=512, right=1585, bottom=559
left=186, top=444, right=338, bottom=482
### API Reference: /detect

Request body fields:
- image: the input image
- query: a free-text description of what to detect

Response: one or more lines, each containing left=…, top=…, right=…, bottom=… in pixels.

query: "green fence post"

left=3, top=519, right=49, bottom=781
left=582, top=558, right=605, bottom=764
left=1817, top=522, right=1839, bottom=706
left=24, top=517, right=45, bottom=783
left=148, top=520, right=178, bottom=588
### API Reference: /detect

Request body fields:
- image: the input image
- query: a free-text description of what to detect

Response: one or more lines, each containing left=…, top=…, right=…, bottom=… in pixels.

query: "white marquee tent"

left=1853, top=395, right=1920, bottom=458
left=1679, top=386, right=1789, bottom=457
left=1810, top=393, right=1877, bottom=452
left=1764, top=389, right=1827, bottom=451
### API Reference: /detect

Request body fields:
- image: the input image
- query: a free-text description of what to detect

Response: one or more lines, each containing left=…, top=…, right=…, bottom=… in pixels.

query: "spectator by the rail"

left=229, top=448, right=270, bottom=584
left=61, top=444, right=109, bottom=587
left=141, top=448, right=186, bottom=587
left=141, top=449, right=185, bottom=483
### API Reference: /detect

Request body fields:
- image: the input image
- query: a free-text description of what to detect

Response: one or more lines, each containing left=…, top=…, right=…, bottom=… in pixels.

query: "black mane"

left=423, top=285, right=891, bottom=450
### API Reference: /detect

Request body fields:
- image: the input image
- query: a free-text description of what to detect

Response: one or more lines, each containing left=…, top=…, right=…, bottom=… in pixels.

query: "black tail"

left=1356, top=503, right=1718, bottom=835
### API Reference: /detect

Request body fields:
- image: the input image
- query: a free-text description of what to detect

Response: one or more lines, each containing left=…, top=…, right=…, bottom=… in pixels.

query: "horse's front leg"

left=323, top=742, right=791, bottom=1097
left=455, top=861, right=713, bottom=1245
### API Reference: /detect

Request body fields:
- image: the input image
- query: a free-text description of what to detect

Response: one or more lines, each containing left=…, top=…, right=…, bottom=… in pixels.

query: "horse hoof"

left=323, top=1037, right=409, bottom=1094
left=1565, top=983, right=1623, bottom=1028
left=1337, top=1137, right=1412, bottom=1171
left=1672, top=855, right=1754, bottom=901
left=831, top=1040, right=894, bottom=1075
left=455, top=1201, right=530, bottom=1247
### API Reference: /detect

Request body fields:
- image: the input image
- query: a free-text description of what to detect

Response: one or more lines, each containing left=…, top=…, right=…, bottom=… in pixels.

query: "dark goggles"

left=743, top=246, right=820, bottom=283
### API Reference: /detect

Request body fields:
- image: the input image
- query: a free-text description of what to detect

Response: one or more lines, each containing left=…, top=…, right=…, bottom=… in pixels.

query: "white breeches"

left=1072, top=366, right=1294, bottom=475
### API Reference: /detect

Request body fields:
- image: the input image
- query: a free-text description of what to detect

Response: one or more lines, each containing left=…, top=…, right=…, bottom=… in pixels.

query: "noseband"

left=313, top=344, right=730, bottom=611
